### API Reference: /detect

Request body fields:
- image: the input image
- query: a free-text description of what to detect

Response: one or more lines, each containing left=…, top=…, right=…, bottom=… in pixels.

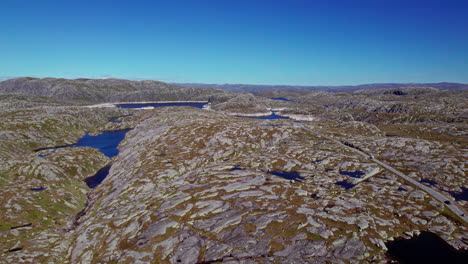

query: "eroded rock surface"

left=61, top=108, right=466, bottom=263
left=1, top=92, right=466, bottom=263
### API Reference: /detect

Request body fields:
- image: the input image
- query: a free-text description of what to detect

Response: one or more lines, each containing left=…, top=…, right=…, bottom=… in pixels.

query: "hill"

left=0, top=77, right=227, bottom=102
left=175, top=82, right=468, bottom=93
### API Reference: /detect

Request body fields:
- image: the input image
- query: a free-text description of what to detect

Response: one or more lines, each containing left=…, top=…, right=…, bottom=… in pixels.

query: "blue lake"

left=116, top=102, right=206, bottom=109
left=74, top=129, right=130, bottom=158
left=36, top=129, right=130, bottom=158
left=35, top=129, right=130, bottom=188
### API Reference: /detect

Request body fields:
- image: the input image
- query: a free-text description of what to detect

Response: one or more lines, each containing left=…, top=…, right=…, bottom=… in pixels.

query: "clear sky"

left=1, top=0, right=467, bottom=85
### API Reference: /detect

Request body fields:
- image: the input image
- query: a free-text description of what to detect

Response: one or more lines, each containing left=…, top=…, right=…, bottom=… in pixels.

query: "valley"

left=0, top=78, right=466, bottom=263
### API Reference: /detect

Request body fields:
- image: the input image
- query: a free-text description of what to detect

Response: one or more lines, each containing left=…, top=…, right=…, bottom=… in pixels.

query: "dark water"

left=36, top=129, right=130, bottom=158
left=339, top=170, right=365, bottom=178
left=116, top=102, right=206, bottom=109
left=386, top=231, right=468, bottom=264
left=73, top=129, right=130, bottom=188
left=7, top=248, right=23, bottom=252
left=335, top=180, right=355, bottom=190
left=74, top=129, right=130, bottom=158
left=11, top=223, right=32, bottom=229
left=230, top=165, right=243, bottom=171
left=397, top=187, right=408, bottom=192
left=242, top=112, right=289, bottom=120
left=270, top=97, right=295, bottom=102
left=30, top=187, right=46, bottom=191
left=420, top=179, right=437, bottom=186
left=268, top=171, right=305, bottom=182
left=35, top=129, right=130, bottom=188
left=77, top=129, right=130, bottom=188
left=38, top=149, right=56, bottom=158
left=447, top=187, right=468, bottom=201
left=85, top=165, right=111, bottom=188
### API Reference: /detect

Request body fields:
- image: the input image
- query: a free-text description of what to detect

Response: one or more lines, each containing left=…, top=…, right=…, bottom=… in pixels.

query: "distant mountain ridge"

left=174, top=82, right=468, bottom=93
left=0, top=77, right=227, bottom=102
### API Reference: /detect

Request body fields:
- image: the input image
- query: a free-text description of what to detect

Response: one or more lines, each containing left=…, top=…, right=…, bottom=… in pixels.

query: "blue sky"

left=0, top=0, right=467, bottom=85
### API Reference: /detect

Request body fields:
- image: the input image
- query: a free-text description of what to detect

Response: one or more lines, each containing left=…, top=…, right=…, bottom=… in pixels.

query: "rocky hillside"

left=0, top=77, right=227, bottom=102
left=280, top=88, right=468, bottom=125
left=0, top=87, right=466, bottom=263
left=2, top=105, right=466, bottom=263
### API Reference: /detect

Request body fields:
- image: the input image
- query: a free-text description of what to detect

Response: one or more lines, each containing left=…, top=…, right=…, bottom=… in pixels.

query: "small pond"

left=397, top=187, right=408, bottom=192
left=30, top=187, right=46, bottom=191
left=230, top=165, right=244, bottom=171
left=335, top=180, right=355, bottom=190
left=447, top=187, right=468, bottom=202
left=419, top=179, right=437, bottom=186
left=116, top=102, right=206, bottom=109
left=85, top=165, right=112, bottom=188
left=386, top=231, right=468, bottom=264
left=339, top=170, right=365, bottom=178
left=268, top=171, right=305, bottom=182
left=270, top=97, right=295, bottom=102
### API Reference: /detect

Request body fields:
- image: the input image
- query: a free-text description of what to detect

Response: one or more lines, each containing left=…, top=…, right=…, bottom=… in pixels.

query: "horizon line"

left=1, top=76, right=467, bottom=87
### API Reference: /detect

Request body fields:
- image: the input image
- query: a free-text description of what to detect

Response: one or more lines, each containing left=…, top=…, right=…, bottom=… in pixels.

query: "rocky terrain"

left=0, top=80, right=466, bottom=263
left=208, top=93, right=292, bottom=115
left=0, top=96, right=134, bottom=261
left=277, top=88, right=467, bottom=124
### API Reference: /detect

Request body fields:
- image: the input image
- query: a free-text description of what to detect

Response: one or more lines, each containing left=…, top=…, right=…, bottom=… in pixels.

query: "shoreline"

left=231, top=111, right=273, bottom=117
left=277, top=113, right=320, bottom=121
left=84, top=102, right=320, bottom=122
left=203, top=104, right=272, bottom=117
